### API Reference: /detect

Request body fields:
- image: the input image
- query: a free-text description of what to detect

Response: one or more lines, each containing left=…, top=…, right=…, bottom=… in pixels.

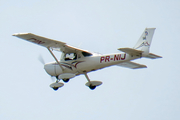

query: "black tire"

left=63, top=79, right=69, bottom=83
left=89, top=85, right=96, bottom=90
left=53, top=87, right=59, bottom=91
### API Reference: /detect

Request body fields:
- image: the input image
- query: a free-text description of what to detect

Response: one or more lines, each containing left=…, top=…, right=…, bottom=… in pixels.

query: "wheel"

left=50, top=82, right=64, bottom=91
left=89, top=85, right=96, bottom=90
left=52, top=87, right=59, bottom=91
left=62, top=79, right=69, bottom=83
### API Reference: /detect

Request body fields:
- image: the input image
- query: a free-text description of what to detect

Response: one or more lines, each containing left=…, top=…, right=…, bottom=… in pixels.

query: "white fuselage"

left=44, top=52, right=140, bottom=77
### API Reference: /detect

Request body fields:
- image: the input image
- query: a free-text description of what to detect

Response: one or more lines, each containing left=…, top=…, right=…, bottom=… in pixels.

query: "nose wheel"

left=49, top=81, right=64, bottom=91
left=50, top=75, right=72, bottom=90
left=49, top=76, right=64, bottom=91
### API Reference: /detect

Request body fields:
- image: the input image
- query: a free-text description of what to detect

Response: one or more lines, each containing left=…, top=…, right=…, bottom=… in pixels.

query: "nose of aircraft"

left=44, top=62, right=57, bottom=76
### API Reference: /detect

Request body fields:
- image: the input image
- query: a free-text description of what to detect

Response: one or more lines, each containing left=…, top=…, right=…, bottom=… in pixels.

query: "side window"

left=64, top=53, right=77, bottom=61
left=82, top=52, right=93, bottom=57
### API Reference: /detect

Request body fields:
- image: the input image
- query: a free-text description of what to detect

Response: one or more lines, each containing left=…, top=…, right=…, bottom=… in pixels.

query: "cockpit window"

left=82, top=52, right=93, bottom=57
left=64, top=53, right=77, bottom=61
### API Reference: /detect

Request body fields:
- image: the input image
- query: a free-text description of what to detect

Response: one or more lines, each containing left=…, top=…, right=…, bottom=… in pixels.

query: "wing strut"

left=47, top=47, right=64, bottom=71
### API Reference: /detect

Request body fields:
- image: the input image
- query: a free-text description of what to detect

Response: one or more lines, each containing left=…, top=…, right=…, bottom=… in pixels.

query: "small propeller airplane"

left=13, top=28, right=162, bottom=91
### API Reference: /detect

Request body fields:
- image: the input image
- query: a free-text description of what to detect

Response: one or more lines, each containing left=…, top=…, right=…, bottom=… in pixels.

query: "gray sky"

left=0, top=0, right=180, bottom=120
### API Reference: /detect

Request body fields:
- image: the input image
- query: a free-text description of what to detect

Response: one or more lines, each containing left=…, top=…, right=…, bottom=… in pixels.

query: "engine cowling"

left=44, top=62, right=63, bottom=76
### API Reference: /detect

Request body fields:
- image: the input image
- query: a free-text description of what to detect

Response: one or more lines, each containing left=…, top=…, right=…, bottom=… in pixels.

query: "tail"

left=133, top=28, right=155, bottom=56
left=118, top=28, right=162, bottom=59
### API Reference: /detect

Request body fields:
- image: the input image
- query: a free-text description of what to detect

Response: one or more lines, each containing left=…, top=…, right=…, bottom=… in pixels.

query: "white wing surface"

left=117, top=61, right=147, bottom=69
left=13, top=33, right=91, bottom=54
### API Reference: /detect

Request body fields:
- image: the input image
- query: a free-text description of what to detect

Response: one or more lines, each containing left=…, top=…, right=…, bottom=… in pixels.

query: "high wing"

left=117, top=61, right=147, bottom=69
left=13, top=33, right=92, bottom=54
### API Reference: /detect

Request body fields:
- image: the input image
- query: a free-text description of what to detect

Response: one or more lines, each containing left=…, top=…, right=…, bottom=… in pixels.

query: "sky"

left=0, top=0, right=180, bottom=120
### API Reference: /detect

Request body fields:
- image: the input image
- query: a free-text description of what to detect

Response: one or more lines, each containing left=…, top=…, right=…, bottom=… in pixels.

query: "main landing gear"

left=50, top=73, right=102, bottom=91
left=84, top=73, right=102, bottom=90
left=62, top=79, right=69, bottom=83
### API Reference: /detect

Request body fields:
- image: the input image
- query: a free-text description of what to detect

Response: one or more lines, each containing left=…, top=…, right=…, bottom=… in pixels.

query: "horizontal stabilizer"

left=116, top=61, right=147, bottom=69
left=144, top=53, right=162, bottom=59
left=118, top=47, right=143, bottom=55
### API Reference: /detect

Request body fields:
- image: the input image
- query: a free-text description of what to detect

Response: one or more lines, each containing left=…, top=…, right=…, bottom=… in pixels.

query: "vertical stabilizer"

left=133, top=28, right=156, bottom=56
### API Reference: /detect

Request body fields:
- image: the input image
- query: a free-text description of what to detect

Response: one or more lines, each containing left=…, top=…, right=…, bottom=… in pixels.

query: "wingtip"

left=12, top=33, right=18, bottom=36
left=12, top=33, right=31, bottom=36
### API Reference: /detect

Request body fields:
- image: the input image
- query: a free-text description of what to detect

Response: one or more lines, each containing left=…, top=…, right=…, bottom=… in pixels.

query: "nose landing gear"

left=49, top=75, right=72, bottom=91
left=49, top=81, right=64, bottom=91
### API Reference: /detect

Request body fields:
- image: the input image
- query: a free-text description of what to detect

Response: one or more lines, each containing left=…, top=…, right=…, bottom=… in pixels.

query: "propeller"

left=38, top=55, right=45, bottom=65
left=50, top=76, right=56, bottom=81
left=38, top=55, right=56, bottom=82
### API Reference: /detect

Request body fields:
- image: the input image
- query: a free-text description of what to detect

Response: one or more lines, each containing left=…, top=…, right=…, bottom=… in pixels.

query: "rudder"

left=133, top=28, right=156, bottom=56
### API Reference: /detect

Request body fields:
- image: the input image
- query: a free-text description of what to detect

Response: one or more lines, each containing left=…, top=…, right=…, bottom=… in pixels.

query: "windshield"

left=64, top=53, right=77, bottom=61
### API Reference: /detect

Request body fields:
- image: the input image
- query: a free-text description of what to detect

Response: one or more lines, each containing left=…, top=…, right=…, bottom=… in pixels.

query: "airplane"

left=13, top=28, right=162, bottom=91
